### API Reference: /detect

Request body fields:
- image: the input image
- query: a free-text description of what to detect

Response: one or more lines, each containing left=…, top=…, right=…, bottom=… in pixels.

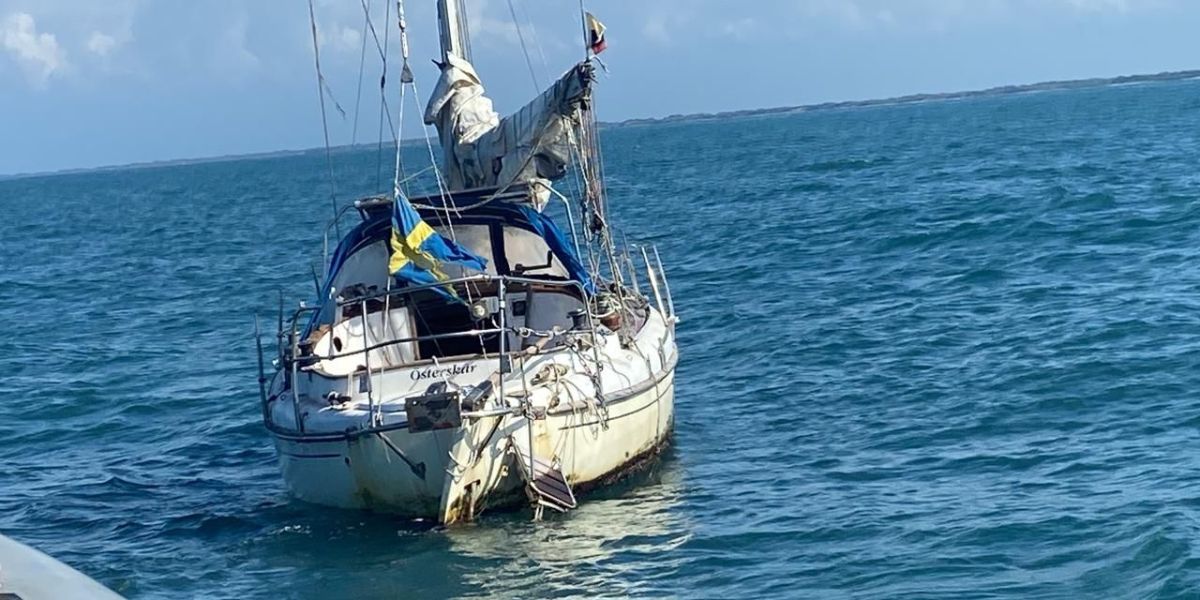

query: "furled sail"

left=424, top=52, right=594, bottom=192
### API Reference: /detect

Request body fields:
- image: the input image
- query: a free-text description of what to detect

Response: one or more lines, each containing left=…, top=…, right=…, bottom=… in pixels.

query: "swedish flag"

left=388, top=192, right=487, bottom=297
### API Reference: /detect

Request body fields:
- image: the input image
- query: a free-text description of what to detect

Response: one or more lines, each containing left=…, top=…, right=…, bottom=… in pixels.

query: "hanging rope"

left=307, top=0, right=341, bottom=238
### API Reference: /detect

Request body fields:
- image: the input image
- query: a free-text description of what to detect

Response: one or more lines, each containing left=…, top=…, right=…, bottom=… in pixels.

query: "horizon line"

left=3, top=67, right=1197, bottom=181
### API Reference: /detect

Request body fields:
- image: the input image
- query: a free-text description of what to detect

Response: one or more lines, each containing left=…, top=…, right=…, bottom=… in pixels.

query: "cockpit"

left=302, top=196, right=596, bottom=377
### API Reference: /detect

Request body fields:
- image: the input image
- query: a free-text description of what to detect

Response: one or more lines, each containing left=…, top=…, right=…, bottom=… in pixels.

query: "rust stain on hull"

left=570, top=432, right=674, bottom=497
left=446, top=431, right=675, bottom=524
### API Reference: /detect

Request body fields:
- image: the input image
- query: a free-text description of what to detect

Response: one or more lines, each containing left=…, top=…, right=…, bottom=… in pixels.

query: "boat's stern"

left=271, top=427, right=456, bottom=516
left=264, top=356, right=498, bottom=517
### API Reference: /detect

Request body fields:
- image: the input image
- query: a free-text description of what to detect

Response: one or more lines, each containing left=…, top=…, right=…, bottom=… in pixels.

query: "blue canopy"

left=422, top=202, right=595, bottom=294
left=323, top=199, right=594, bottom=299
left=389, top=192, right=489, bottom=299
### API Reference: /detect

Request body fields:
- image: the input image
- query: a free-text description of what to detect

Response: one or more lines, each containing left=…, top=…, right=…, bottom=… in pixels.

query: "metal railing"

left=264, top=274, right=604, bottom=436
left=261, top=239, right=675, bottom=439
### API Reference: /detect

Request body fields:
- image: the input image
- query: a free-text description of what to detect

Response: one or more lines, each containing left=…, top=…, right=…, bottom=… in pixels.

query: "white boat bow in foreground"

left=0, top=534, right=124, bottom=600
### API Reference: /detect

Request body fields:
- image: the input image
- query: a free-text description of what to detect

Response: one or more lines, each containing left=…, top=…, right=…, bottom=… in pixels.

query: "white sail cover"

left=424, top=52, right=593, bottom=192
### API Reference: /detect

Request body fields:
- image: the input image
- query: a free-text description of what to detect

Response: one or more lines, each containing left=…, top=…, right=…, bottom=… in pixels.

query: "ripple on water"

left=3, top=79, right=1200, bottom=598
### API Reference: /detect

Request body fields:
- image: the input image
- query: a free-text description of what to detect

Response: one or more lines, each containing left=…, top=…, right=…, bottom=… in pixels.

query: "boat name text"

left=411, top=363, right=477, bottom=381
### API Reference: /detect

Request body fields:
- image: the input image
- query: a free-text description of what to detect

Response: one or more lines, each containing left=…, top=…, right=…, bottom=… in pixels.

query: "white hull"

left=266, top=304, right=677, bottom=521
left=0, top=534, right=124, bottom=600
left=272, top=368, right=674, bottom=518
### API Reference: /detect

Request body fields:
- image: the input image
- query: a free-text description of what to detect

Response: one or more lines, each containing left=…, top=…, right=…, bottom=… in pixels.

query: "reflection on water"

left=451, top=452, right=689, bottom=597
left=242, top=450, right=685, bottom=599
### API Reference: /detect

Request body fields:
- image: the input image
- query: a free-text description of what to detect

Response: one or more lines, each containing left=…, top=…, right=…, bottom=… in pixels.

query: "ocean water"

left=3, top=77, right=1200, bottom=599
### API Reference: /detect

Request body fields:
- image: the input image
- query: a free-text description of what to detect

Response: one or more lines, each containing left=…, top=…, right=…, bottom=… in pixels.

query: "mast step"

left=512, top=439, right=577, bottom=512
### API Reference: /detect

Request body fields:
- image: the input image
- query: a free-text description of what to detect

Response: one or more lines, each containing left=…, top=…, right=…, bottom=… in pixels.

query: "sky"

left=0, top=0, right=1197, bottom=175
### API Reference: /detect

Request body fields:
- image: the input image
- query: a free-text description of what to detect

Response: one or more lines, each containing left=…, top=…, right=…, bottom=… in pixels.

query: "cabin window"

left=317, top=240, right=391, bottom=327
left=329, top=241, right=391, bottom=293
left=434, top=224, right=498, bottom=278
left=503, top=226, right=568, bottom=278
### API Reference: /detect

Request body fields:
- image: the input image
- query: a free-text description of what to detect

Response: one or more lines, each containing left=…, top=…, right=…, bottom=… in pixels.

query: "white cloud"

left=465, top=0, right=524, bottom=49
left=337, top=25, right=361, bottom=53
left=642, top=14, right=672, bottom=45
left=721, top=17, right=759, bottom=39
left=1065, top=0, right=1166, bottom=11
left=640, top=8, right=696, bottom=46
left=212, top=11, right=260, bottom=76
left=315, top=22, right=362, bottom=55
left=641, top=10, right=763, bottom=45
left=86, top=31, right=116, bottom=57
left=1, top=12, right=66, bottom=85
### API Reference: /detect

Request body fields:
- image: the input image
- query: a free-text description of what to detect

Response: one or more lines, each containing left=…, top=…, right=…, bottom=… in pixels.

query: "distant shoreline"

left=606, top=69, right=1200, bottom=128
left=4, top=69, right=1198, bottom=181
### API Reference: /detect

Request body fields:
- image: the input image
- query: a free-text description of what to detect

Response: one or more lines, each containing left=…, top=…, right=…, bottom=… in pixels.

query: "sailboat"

left=257, top=0, right=678, bottom=524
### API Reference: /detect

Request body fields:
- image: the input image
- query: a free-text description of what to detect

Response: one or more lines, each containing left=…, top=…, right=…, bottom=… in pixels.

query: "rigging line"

left=564, top=144, right=592, bottom=267
left=505, top=0, right=541, bottom=92
left=393, top=54, right=468, bottom=307
left=566, top=128, right=603, bottom=276
left=376, top=0, right=393, bottom=192
left=389, top=2, right=448, bottom=206
left=360, top=0, right=391, bottom=62
left=586, top=112, right=614, bottom=250
left=392, top=0, right=408, bottom=200
left=393, top=0, right=471, bottom=348
left=578, top=0, right=590, bottom=61
left=410, top=69, right=466, bottom=260
left=319, top=76, right=348, bottom=120
left=398, top=0, right=412, bottom=196
left=393, top=0, right=459, bottom=268
left=396, top=164, right=434, bottom=188
left=403, top=77, right=474, bottom=303
left=395, top=76, right=409, bottom=197
left=351, top=0, right=372, bottom=145
left=393, top=52, right=471, bottom=304
left=515, top=0, right=551, bottom=84
left=357, top=0, right=398, bottom=147
left=307, top=0, right=341, bottom=238
left=407, top=75, right=454, bottom=210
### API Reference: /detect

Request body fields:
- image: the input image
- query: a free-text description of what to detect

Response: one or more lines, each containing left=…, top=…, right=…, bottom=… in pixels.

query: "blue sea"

left=4, top=77, right=1200, bottom=599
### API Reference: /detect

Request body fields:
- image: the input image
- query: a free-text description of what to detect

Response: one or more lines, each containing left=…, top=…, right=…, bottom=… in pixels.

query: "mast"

left=436, top=0, right=473, bottom=62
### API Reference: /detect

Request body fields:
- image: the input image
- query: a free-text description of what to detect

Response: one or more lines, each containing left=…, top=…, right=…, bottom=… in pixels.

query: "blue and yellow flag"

left=389, top=193, right=487, bottom=297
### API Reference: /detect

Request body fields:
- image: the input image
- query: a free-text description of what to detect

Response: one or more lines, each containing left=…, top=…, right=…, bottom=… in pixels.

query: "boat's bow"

left=0, top=534, right=124, bottom=600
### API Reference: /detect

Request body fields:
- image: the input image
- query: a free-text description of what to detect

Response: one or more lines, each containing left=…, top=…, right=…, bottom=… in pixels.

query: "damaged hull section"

left=272, top=361, right=675, bottom=521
